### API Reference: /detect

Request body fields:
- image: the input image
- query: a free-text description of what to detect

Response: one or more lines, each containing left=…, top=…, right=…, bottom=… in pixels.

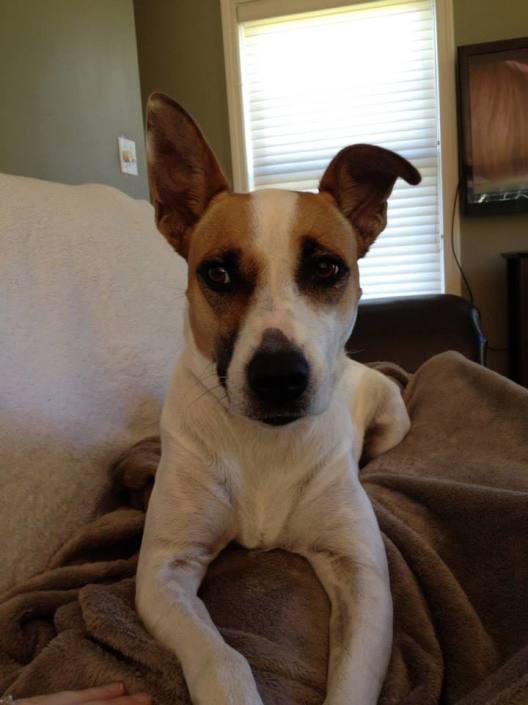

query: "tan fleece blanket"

left=1, top=352, right=527, bottom=704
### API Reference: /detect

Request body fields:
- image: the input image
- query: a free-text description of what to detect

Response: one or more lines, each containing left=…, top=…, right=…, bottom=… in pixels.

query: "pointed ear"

left=319, top=144, right=421, bottom=258
left=146, top=93, right=229, bottom=258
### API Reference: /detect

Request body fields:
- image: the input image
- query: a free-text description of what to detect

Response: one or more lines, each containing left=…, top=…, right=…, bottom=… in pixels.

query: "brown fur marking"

left=187, top=194, right=262, bottom=362
left=291, top=193, right=361, bottom=319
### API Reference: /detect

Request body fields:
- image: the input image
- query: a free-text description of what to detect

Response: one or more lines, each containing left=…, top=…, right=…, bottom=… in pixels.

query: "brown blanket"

left=1, top=352, right=527, bottom=704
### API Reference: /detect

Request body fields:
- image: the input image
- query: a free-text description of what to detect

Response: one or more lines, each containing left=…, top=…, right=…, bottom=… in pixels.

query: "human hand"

left=5, top=683, right=151, bottom=705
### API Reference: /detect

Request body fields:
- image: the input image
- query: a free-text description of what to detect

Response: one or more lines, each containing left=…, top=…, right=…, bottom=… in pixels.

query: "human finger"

left=81, top=695, right=151, bottom=705
left=15, top=683, right=126, bottom=705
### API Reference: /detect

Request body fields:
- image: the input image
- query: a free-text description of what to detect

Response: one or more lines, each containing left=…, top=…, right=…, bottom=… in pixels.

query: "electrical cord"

left=450, top=182, right=474, bottom=303
left=449, top=182, right=508, bottom=353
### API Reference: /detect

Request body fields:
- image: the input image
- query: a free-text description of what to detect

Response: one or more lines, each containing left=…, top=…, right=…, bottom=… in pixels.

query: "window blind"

left=238, top=0, right=443, bottom=299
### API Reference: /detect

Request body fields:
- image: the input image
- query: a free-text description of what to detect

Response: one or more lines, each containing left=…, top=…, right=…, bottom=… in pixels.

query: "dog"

left=136, top=92, right=420, bottom=705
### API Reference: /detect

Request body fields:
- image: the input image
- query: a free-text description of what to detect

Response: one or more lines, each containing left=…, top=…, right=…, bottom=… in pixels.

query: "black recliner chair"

left=346, top=294, right=487, bottom=372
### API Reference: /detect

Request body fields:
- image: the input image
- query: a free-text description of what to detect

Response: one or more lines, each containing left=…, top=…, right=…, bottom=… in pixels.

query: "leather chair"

left=346, top=294, right=487, bottom=372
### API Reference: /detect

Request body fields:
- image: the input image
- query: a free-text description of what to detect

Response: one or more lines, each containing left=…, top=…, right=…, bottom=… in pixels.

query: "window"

left=221, top=0, right=459, bottom=299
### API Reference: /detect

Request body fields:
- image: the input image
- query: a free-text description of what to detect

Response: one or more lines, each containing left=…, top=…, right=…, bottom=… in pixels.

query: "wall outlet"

left=118, top=136, right=138, bottom=175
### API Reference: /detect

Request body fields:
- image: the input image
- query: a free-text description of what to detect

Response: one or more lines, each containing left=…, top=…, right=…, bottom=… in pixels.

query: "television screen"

left=457, top=38, right=528, bottom=216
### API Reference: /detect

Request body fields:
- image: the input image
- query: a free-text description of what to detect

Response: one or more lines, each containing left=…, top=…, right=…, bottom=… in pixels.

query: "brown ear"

left=319, top=144, right=421, bottom=258
left=146, top=93, right=229, bottom=258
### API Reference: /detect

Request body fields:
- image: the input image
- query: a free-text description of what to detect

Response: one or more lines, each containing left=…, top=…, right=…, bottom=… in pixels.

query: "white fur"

left=136, top=189, right=410, bottom=705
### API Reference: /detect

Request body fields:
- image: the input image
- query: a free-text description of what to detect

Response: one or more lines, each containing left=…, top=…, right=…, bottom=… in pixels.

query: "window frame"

left=220, top=0, right=461, bottom=295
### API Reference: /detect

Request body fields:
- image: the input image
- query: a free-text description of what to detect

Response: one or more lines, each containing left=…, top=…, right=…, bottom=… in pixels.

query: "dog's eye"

left=203, top=265, right=232, bottom=289
left=312, top=258, right=345, bottom=285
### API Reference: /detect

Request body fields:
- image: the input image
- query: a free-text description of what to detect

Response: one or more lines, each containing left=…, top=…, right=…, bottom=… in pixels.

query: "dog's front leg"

left=136, top=453, right=263, bottom=705
left=302, top=484, right=392, bottom=705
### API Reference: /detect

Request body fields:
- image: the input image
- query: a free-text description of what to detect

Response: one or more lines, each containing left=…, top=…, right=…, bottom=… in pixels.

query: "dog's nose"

left=248, top=348, right=310, bottom=403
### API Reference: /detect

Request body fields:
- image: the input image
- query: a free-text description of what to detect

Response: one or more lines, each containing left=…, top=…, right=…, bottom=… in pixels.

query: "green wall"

left=133, top=0, right=232, bottom=183
left=454, top=0, right=528, bottom=375
left=0, top=0, right=148, bottom=199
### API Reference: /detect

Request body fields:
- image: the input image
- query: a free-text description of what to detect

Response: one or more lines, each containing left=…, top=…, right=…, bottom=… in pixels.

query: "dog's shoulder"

left=341, top=357, right=395, bottom=403
left=341, top=358, right=410, bottom=459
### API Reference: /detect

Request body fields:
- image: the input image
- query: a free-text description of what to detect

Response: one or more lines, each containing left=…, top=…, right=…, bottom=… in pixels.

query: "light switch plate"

left=118, top=136, right=138, bottom=175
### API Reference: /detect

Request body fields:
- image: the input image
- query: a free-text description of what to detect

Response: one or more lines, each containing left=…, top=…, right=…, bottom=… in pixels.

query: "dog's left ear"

left=146, top=92, right=229, bottom=258
left=319, top=145, right=421, bottom=258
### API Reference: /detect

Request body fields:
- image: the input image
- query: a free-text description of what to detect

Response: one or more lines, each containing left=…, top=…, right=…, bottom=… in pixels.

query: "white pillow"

left=0, top=173, right=187, bottom=591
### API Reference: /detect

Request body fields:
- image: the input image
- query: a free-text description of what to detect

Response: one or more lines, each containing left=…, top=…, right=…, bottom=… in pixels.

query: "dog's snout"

left=248, top=348, right=309, bottom=403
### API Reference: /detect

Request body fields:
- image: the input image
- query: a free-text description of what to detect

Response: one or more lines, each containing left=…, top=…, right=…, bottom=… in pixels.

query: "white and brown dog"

left=136, top=93, right=420, bottom=705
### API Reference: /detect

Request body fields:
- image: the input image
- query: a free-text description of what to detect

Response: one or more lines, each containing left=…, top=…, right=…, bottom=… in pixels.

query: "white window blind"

left=238, top=0, right=443, bottom=299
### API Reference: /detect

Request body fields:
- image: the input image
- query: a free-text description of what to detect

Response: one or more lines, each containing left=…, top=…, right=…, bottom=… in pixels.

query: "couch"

left=0, top=172, right=186, bottom=591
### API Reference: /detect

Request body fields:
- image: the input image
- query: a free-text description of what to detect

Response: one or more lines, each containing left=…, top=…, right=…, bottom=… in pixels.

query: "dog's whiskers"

left=189, top=382, right=228, bottom=408
left=198, top=369, right=219, bottom=383
left=187, top=362, right=229, bottom=409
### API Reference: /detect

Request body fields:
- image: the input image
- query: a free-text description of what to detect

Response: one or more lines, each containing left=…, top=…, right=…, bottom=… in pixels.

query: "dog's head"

left=147, top=93, right=420, bottom=426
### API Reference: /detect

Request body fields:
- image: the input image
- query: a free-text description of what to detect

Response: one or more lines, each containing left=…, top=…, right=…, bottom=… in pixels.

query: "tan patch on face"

left=186, top=193, right=261, bottom=362
left=291, top=192, right=361, bottom=319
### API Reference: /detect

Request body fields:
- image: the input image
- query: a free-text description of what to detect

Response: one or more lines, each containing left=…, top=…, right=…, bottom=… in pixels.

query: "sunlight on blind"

left=239, top=0, right=443, bottom=299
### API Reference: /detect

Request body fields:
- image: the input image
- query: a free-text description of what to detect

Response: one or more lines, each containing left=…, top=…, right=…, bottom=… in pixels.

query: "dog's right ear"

left=146, top=93, right=229, bottom=259
left=319, top=144, right=421, bottom=258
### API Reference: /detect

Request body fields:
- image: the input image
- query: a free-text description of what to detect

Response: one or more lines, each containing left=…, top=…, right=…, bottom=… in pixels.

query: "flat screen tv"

left=457, top=37, right=528, bottom=216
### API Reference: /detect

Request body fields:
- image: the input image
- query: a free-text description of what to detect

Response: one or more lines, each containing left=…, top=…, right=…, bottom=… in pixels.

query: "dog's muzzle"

left=246, top=328, right=310, bottom=426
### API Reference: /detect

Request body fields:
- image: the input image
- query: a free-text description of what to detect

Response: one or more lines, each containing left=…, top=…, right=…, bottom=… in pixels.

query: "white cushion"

left=0, top=173, right=187, bottom=591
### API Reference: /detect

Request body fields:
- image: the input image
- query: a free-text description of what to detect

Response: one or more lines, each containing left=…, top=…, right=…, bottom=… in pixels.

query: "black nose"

left=248, top=348, right=310, bottom=403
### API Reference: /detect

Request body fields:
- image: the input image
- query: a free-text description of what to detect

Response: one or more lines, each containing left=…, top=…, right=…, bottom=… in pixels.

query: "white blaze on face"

left=250, top=189, right=300, bottom=337
left=226, top=189, right=356, bottom=418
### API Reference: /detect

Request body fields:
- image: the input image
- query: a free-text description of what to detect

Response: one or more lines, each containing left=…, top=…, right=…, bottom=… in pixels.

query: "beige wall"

left=0, top=0, right=148, bottom=199
left=454, top=0, right=528, bottom=375
left=133, top=0, right=233, bottom=183
left=133, top=0, right=528, bottom=375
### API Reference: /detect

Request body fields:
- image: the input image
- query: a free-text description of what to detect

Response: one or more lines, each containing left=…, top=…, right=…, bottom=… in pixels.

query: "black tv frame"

left=456, top=36, right=528, bottom=217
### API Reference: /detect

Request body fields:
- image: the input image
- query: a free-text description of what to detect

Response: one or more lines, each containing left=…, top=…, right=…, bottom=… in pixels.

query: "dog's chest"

left=225, top=417, right=357, bottom=551
left=233, top=459, right=298, bottom=550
